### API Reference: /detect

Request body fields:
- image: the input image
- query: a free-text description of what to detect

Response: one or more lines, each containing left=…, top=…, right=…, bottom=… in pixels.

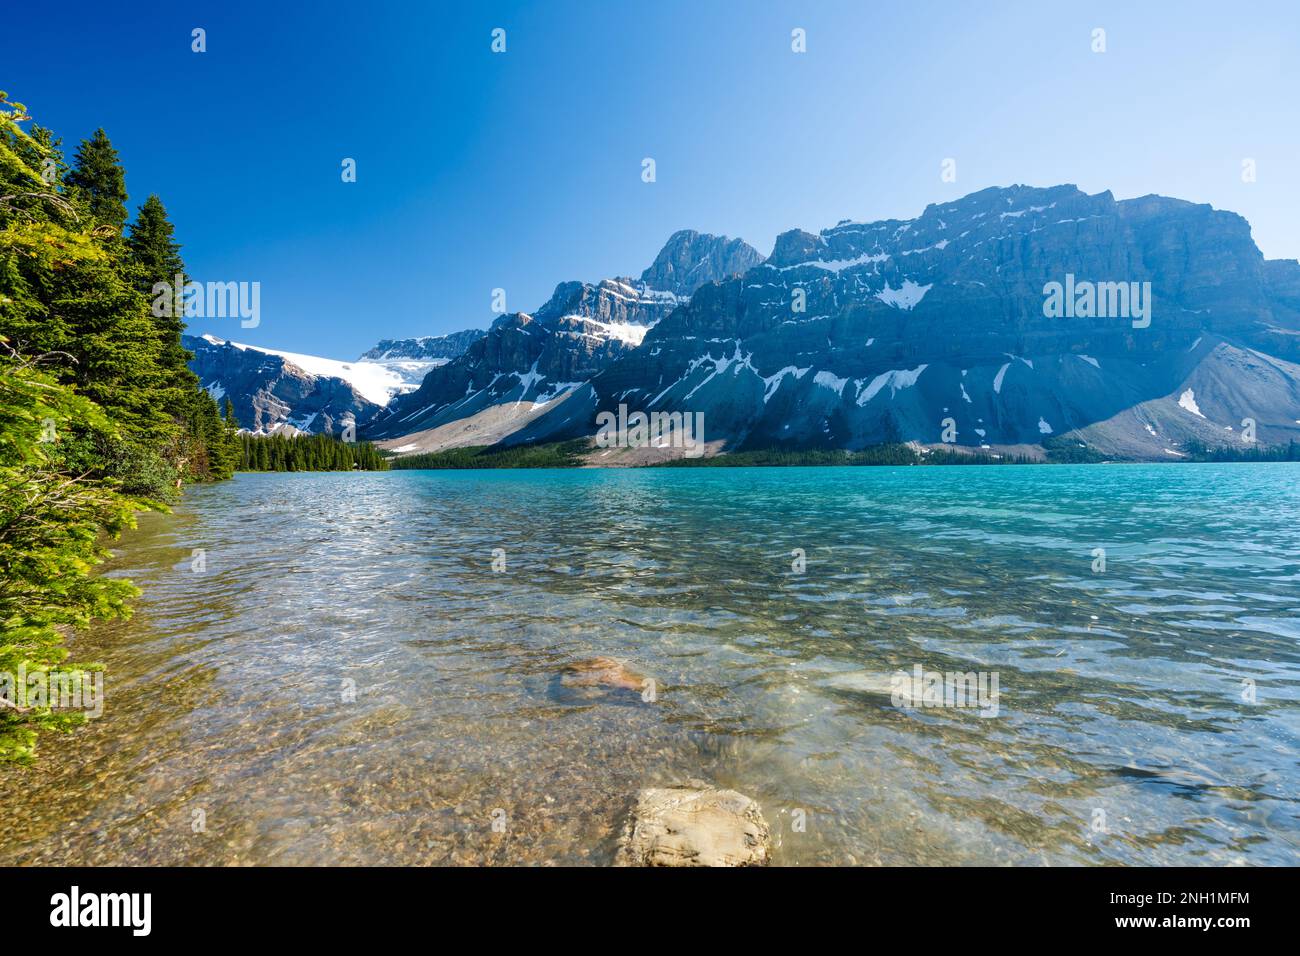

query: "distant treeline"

left=1183, top=439, right=1300, bottom=463
left=1040, top=436, right=1109, bottom=463
left=384, top=436, right=1300, bottom=471
left=238, top=433, right=389, bottom=471
left=388, top=440, right=587, bottom=469
left=662, top=444, right=1038, bottom=467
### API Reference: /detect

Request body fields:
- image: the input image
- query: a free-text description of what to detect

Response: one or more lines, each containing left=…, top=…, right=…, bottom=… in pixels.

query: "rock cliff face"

left=364, top=231, right=763, bottom=444
left=492, top=185, right=1300, bottom=459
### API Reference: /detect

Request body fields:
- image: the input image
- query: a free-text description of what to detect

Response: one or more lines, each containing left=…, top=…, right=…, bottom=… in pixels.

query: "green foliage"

left=237, top=433, right=390, bottom=472
left=126, top=194, right=200, bottom=430
left=0, top=343, right=148, bottom=762
left=0, top=91, right=236, bottom=760
left=1, top=93, right=237, bottom=496
left=389, top=439, right=588, bottom=469
left=126, top=194, right=183, bottom=286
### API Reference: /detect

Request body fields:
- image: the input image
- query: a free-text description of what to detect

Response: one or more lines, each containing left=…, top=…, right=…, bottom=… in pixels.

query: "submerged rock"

left=617, top=785, right=771, bottom=867
left=560, top=657, right=646, bottom=692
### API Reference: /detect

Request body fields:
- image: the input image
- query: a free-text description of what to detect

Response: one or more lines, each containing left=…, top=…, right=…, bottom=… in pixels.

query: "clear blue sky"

left=7, top=0, right=1298, bottom=358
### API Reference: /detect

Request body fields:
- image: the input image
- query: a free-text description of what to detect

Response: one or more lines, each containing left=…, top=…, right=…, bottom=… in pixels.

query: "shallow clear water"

left=2, top=464, right=1298, bottom=865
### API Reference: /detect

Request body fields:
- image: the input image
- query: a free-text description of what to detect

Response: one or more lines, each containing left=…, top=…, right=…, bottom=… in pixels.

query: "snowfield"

left=200, top=334, right=421, bottom=406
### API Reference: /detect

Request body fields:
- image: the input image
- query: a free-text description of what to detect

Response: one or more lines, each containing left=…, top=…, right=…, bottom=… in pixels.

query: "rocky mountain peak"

left=640, top=229, right=764, bottom=297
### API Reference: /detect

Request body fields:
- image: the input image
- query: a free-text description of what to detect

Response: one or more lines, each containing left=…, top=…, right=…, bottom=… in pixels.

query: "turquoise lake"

left=2, top=463, right=1297, bottom=865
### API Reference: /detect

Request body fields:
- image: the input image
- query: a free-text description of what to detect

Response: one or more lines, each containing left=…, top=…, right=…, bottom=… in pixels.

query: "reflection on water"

left=1, top=464, right=1298, bottom=865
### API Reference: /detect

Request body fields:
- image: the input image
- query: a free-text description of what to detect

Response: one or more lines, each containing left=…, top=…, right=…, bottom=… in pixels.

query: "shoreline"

left=378, top=438, right=1300, bottom=471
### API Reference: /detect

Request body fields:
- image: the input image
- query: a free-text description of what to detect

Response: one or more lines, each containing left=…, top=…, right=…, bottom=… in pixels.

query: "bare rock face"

left=617, top=785, right=771, bottom=867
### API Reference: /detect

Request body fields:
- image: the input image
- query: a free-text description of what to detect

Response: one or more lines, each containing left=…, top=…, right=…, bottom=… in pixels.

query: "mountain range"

left=187, top=186, right=1300, bottom=461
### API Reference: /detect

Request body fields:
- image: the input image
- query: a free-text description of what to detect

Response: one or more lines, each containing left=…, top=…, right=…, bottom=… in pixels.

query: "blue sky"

left=7, top=0, right=1299, bottom=358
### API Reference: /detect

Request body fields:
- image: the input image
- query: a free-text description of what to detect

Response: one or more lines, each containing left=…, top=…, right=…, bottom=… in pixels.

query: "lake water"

left=2, top=464, right=1298, bottom=865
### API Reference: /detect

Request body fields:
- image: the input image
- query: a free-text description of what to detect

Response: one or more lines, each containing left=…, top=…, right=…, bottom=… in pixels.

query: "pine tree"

left=127, top=194, right=201, bottom=436
left=65, top=128, right=128, bottom=231
left=126, top=194, right=183, bottom=285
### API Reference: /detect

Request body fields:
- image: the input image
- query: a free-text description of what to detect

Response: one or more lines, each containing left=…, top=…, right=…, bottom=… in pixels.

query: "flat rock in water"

left=561, top=657, right=646, bottom=692
left=617, top=785, right=771, bottom=866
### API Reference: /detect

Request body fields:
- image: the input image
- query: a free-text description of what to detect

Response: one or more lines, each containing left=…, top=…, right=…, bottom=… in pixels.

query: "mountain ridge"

left=367, top=184, right=1300, bottom=461
left=189, top=185, right=1300, bottom=458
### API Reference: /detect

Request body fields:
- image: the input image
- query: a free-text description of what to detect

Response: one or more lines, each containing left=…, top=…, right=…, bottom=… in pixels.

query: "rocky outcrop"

left=617, top=785, right=771, bottom=867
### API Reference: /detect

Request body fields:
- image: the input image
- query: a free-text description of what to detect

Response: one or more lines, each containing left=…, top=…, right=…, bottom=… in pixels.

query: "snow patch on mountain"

left=762, top=366, right=810, bottom=402
left=1178, top=388, right=1206, bottom=418
left=875, top=280, right=933, bottom=310
left=856, top=365, right=928, bottom=405
left=569, top=316, right=651, bottom=347
left=814, top=370, right=849, bottom=395
left=786, top=251, right=890, bottom=274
